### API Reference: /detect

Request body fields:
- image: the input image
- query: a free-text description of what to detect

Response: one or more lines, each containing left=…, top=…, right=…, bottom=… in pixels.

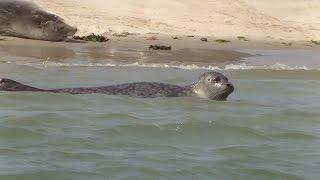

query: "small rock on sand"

left=200, top=38, right=208, bottom=42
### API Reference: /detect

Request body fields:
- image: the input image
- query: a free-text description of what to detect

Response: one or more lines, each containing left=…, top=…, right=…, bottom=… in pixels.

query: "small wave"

left=40, top=61, right=221, bottom=70
left=4, top=60, right=318, bottom=71
left=0, top=127, right=43, bottom=139
left=41, top=62, right=320, bottom=71
left=272, top=131, right=318, bottom=140
left=225, top=63, right=311, bottom=70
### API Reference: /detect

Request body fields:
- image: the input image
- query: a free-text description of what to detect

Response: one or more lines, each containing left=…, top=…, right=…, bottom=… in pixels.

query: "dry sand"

left=31, top=0, right=320, bottom=41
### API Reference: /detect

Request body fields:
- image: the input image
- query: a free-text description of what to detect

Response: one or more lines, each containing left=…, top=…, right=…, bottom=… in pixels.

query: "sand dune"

left=32, top=0, right=320, bottom=41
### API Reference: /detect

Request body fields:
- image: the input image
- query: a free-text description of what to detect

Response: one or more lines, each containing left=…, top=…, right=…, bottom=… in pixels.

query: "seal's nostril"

left=226, top=83, right=233, bottom=88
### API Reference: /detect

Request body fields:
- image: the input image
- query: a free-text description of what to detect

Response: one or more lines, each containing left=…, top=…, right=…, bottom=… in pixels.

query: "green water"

left=0, top=49, right=320, bottom=179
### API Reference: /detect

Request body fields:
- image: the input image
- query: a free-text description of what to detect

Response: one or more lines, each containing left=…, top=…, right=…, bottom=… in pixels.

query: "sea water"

left=0, top=45, right=319, bottom=180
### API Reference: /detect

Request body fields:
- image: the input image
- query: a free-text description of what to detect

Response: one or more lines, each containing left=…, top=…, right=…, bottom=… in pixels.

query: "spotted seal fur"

left=0, top=71, right=234, bottom=101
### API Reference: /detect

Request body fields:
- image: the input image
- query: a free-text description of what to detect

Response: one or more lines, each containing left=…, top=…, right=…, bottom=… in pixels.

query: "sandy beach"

left=32, top=0, right=320, bottom=41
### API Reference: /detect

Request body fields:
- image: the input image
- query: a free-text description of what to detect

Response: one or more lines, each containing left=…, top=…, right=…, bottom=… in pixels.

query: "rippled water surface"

left=0, top=45, right=320, bottom=180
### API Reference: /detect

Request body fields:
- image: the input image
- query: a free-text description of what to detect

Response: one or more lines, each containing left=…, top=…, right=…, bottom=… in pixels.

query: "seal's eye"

left=226, top=77, right=228, bottom=81
left=213, top=77, right=221, bottom=83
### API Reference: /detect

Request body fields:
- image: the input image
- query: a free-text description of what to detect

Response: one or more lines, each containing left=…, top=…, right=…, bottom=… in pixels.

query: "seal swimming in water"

left=0, top=72, right=234, bottom=101
left=0, top=0, right=77, bottom=41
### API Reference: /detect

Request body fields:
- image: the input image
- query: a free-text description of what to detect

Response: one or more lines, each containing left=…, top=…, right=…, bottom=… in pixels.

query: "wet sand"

left=0, top=35, right=318, bottom=68
left=0, top=35, right=249, bottom=66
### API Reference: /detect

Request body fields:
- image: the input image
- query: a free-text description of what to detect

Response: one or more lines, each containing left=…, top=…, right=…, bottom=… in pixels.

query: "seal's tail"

left=0, top=78, right=44, bottom=92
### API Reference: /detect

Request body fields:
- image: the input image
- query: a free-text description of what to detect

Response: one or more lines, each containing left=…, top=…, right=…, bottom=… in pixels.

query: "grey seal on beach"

left=0, top=0, right=77, bottom=41
left=0, top=72, right=234, bottom=101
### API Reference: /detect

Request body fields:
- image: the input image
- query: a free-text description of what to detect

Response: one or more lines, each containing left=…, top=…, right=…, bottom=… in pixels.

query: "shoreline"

left=1, top=34, right=319, bottom=71
left=1, top=33, right=319, bottom=51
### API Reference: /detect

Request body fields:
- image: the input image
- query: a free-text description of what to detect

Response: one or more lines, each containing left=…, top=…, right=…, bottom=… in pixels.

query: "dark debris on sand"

left=149, top=45, right=172, bottom=50
left=146, top=36, right=158, bottom=41
left=311, top=40, right=320, bottom=45
left=200, top=38, right=208, bottom=42
left=73, top=34, right=109, bottom=42
left=214, top=39, right=231, bottom=43
left=172, top=36, right=181, bottom=40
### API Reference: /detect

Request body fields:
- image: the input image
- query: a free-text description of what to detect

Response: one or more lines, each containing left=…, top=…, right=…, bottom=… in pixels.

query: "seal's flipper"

left=0, top=78, right=44, bottom=92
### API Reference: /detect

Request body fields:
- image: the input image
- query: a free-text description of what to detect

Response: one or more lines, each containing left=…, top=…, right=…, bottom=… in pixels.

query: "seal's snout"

left=66, top=26, right=77, bottom=36
left=225, top=82, right=234, bottom=95
left=226, top=83, right=234, bottom=90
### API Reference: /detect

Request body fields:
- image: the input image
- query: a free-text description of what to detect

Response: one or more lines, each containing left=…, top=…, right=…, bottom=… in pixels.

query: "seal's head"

left=28, top=10, right=77, bottom=41
left=192, top=71, right=234, bottom=101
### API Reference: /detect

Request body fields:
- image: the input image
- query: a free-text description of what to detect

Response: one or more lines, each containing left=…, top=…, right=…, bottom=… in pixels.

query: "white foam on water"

left=8, top=61, right=222, bottom=70
left=224, top=63, right=311, bottom=70
left=3, top=60, right=318, bottom=71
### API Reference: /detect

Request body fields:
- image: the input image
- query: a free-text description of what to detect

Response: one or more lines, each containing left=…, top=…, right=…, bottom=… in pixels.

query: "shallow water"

left=0, top=45, right=320, bottom=180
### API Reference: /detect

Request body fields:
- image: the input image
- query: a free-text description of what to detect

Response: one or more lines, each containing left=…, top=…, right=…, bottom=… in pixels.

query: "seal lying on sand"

left=0, top=0, right=77, bottom=41
left=0, top=72, right=234, bottom=101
